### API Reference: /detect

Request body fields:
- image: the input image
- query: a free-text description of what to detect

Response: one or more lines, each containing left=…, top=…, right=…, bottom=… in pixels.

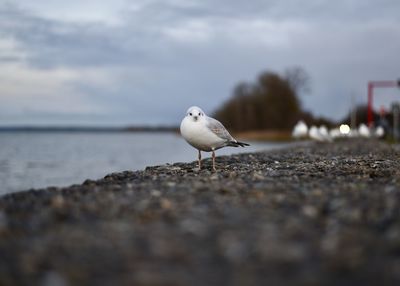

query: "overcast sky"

left=0, top=0, right=399, bottom=126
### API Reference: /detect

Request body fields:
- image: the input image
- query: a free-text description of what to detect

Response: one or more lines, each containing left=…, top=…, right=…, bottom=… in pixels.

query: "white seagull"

left=292, top=120, right=308, bottom=139
left=318, top=125, right=332, bottom=141
left=309, top=125, right=331, bottom=142
left=375, top=126, right=385, bottom=138
left=358, top=123, right=371, bottom=138
left=309, top=125, right=323, bottom=141
left=180, top=106, right=249, bottom=171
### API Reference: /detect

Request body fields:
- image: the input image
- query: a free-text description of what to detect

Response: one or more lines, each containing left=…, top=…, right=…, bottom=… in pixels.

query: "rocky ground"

left=1, top=139, right=400, bottom=286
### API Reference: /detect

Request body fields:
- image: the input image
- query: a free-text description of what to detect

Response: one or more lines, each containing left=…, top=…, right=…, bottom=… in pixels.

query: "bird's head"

left=186, top=106, right=205, bottom=122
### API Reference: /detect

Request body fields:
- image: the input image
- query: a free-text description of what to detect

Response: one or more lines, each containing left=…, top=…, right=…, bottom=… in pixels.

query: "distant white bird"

left=319, top=125, right=330, bottom=139
left=320, top=125, right=333, bottom=142
left=329, top=128, right=341, bottom=139
left=292, top=120, right=308, bottom=139
left=309, top=125, right=332, bottom=142
left=180, top=106, right=249, bottom=171
left=358, top=123, right=371, bottom=138
left=348, top=129, right=359, bottom=138
left=309, top=126, right=323, bottom=141
left=375, top=126, right=385, bottom=138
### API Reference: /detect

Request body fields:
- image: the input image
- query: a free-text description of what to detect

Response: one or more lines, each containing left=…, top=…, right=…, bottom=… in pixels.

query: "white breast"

left=180, top=117, right=226, bottom=152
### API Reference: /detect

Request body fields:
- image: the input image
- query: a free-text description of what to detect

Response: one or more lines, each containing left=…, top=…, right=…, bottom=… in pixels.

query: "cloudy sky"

left=0, top=0, right=399, bottom=126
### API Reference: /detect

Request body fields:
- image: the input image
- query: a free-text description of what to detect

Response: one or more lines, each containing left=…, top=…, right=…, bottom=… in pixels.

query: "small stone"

left=210, top=174, right=219, bottom=180
left=166, top=181, right=176, bottom=187
left=302, top=205, right=318, bottom=218
left=151, top=190, right=162, bottom=197
left=249, top=190, right=264, bottom=199
left=160, top=198, right=173, bottom=210
left=229, top=171, right=238, bottom=178
left=169, top=167, right=182, bottom=171
left=274, top=194, right=286, bottom=203
left=218, top=233, right=247, bottom=262
left=41, top=271, right=68, bottom=286
left=311, top=189, right=323, bottom=197
left=137, top=199, right=150, bottom=211
left=50, top=195, right=65, bottom=209
left=252, top=172, right=265, bottom=180
left=180, top=218, right=206, bottom=236
left=218, top=188, right=230, bottom=194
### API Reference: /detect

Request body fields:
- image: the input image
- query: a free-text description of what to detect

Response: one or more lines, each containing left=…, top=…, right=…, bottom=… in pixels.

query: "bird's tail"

left=228, top=140, right=250, bottom=147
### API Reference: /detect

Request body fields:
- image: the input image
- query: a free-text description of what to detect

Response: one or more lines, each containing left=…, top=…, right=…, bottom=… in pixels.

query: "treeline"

left=341, top=105, right=378, bottom=127
left=213, top=67, right=332, bottom=131
left=341, top=104, right=398, bottom=128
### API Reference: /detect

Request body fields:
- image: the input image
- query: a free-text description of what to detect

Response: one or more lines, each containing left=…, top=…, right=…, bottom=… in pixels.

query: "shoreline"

left=1, top=139, right=400, bottom=285
left=0, top=139, right=297, bottom=196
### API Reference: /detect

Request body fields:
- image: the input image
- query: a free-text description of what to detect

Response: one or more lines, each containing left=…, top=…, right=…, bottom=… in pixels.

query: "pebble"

left=150, top=190, right=162, bottom=197
left=41, top=271, right=68, bottom=286
left=50, top=195, right=65, bottom=209
left=252, top=171, right=265, bottom=180
left=160, top=198, right=173, bottom=210
left=302, top=205, right=318, bottom=218
left=166, top=181, right=176, bottom=187
left=210, top=174, right=219, bottom=180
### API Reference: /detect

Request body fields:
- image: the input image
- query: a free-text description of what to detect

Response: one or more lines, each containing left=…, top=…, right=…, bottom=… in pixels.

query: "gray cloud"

left=0, top=0, right=400, bottom=125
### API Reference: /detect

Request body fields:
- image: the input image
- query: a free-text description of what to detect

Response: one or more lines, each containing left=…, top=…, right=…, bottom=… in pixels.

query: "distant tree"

left=214, top=82, right=251, bottom=131
left=213, top=67, right=338, bottom=131
left=255, top=72, right=301, bottom=129
left=214, top=69, right=302, bottom=131
left=284, top=66, right=311, bottom=96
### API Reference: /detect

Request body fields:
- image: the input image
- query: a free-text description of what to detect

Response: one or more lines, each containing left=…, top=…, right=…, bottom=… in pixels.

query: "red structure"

left=367, top=80, right=400, bottom=126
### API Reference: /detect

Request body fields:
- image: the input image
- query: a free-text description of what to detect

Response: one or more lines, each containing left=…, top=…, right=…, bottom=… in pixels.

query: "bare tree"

left=214, top=69, right=305, bottom=131
left=284, top=66, right=311, bottom=96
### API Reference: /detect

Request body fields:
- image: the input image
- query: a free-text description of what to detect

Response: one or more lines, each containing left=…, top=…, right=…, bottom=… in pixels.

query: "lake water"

left=0, top=132, right=292, bottom=195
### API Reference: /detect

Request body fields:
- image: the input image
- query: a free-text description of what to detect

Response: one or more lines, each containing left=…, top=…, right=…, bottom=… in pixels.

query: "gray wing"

left=206, top=117, right=234, bottom=141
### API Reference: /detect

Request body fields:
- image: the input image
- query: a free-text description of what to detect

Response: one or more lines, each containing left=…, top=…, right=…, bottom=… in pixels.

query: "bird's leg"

left=212, top=150, right=216, bottom=171
left=198, top=150, right=202, bottom=169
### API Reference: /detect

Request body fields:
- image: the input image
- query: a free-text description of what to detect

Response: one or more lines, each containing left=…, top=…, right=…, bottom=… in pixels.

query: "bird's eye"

left=189, top=113, right=192, bottom=116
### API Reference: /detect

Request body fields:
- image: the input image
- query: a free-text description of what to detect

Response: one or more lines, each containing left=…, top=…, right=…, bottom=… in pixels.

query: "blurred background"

left=0, top=0, right=399, bottom=194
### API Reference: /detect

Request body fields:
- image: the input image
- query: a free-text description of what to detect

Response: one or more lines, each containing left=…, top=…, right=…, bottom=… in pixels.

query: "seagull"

left=329, top=127, right=341, bottom=139
left=180, top=106, right=249, bottom=171
left=318, top=125, right=332, bottom=141
left=292, top=120, right=308, bottom=139
left=309, top=125, right=323, bottom=141
left=309, top=125, right=332, bottom=142
left=358, top=123, right=371, bottom=138
left=375, top=126, right=385, bottom=138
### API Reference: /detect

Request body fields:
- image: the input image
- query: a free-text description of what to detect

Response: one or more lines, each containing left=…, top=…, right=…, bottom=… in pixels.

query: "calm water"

left=0, top=132, right=292, bottom=195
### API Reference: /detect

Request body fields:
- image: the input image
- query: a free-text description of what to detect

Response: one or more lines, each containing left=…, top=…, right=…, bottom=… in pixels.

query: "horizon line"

left=0, top=125, right=179, bottom=132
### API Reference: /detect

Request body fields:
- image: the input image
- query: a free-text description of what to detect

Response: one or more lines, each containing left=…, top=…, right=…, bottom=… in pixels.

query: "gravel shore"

left=1, top=139, right=400, bottom=286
